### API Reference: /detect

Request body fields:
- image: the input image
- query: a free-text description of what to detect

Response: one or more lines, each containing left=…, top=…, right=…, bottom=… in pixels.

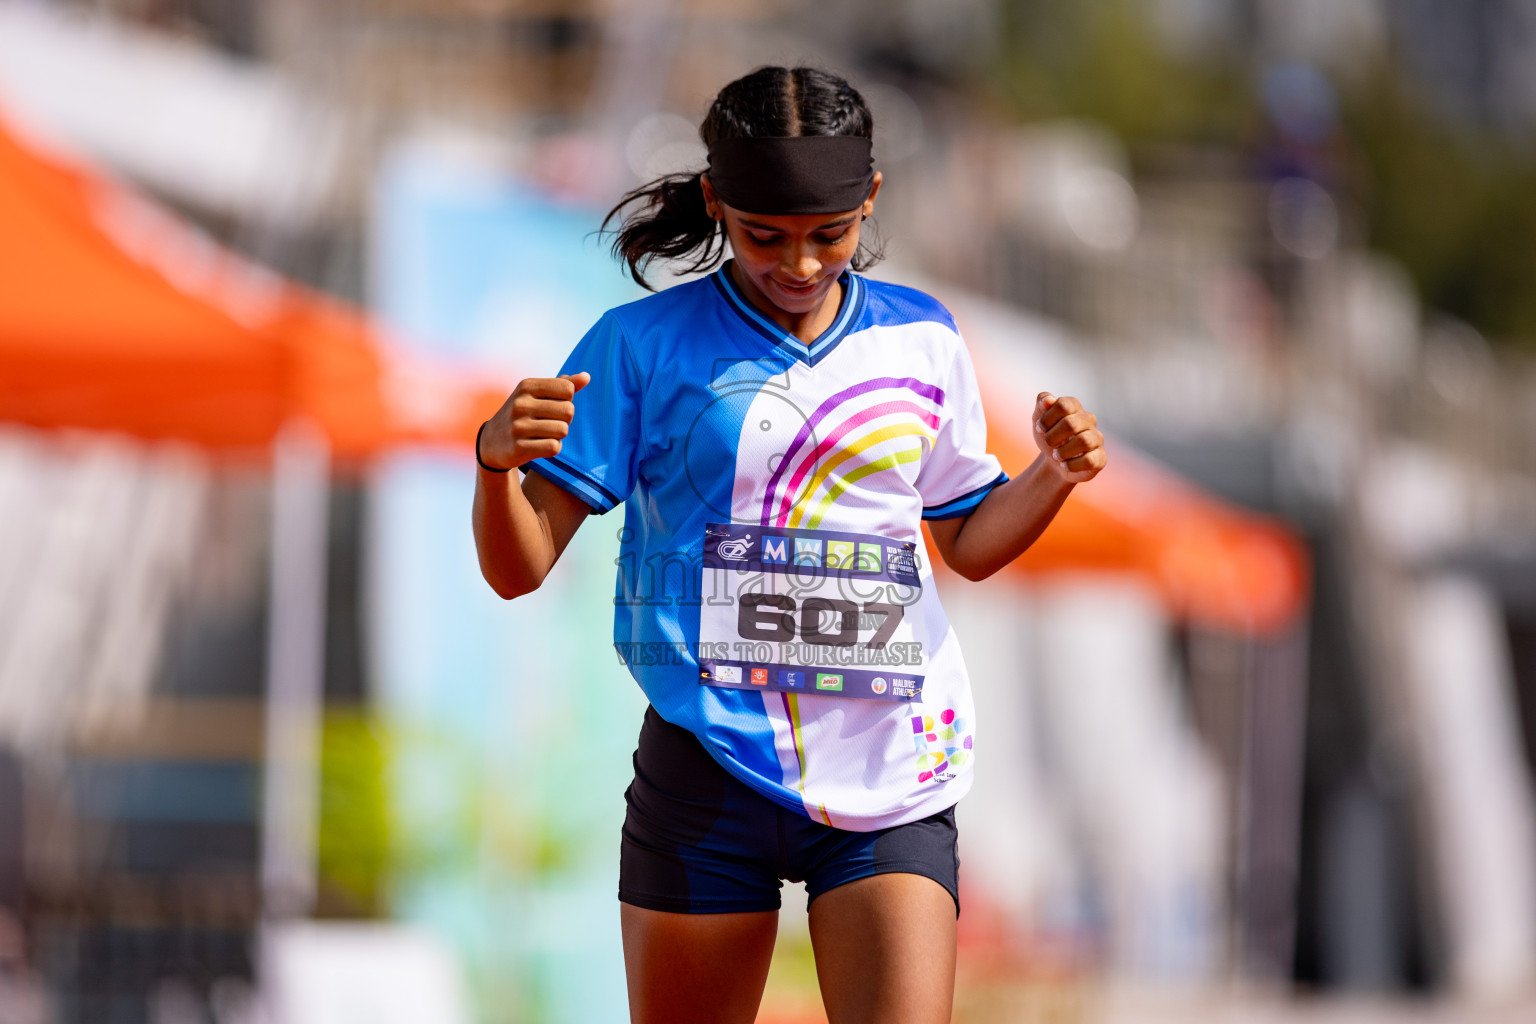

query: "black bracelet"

left=476, top=421, right=511, bottom=473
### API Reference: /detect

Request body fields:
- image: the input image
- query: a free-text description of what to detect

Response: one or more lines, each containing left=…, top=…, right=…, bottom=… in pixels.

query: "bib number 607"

left=737, top=594, right=903, bottom=649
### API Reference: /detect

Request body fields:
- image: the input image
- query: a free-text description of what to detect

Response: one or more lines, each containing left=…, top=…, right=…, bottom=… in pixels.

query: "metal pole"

left=260, top=419, right=331, bottom=920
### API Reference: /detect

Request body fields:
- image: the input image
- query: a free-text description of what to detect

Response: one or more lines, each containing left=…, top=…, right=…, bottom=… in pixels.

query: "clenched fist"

left=477, top=372, right=590, bottom=472
left=1033, top=392, right=1106, bottom=484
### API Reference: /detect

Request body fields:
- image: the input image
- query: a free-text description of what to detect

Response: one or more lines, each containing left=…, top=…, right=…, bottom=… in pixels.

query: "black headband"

left=706, top=136, right=874, bottom=215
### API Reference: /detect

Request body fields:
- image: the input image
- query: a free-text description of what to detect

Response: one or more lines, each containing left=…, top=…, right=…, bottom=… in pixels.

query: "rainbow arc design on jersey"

left=760, top=377, right=945, bottom=528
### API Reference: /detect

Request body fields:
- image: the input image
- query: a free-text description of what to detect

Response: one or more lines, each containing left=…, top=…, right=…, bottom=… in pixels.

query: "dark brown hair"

left=603, top=66, right=883, bottom=290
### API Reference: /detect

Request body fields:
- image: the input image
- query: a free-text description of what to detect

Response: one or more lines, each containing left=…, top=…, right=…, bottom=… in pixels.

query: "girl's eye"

left=748, top=234, right=779, bottom=247
left=817, top=232, right=851, bottom=245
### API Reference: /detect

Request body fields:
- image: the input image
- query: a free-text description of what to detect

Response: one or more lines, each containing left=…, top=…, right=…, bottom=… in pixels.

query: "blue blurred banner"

left=368, top=138, right=647, bottom=1024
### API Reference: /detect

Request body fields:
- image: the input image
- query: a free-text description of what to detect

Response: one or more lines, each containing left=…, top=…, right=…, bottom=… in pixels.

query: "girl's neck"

left=728, top=261, right=844, bottom=346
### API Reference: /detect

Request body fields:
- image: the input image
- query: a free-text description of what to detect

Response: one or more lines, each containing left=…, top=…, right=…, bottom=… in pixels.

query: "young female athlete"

left=472, top=66, right=1106, bottom=1024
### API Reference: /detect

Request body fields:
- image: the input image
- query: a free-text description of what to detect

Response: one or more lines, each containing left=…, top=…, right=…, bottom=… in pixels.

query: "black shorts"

left=618, top=705, right=960, bottom=915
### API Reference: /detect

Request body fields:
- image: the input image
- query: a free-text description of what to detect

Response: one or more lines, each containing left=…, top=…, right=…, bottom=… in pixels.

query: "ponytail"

left=603, top=171, right=722, bottom=292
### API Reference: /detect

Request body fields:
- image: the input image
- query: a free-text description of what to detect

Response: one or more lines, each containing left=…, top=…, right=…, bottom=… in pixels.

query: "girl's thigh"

left=620, top=903, right=779, bottom=1024
left=807, top=872, right=957, bottom=1024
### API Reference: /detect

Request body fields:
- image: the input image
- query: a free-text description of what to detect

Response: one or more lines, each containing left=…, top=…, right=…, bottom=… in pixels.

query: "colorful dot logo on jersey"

left=912, top=708, right=971, bottom=783
left=759, top=378, right=946, bottom=530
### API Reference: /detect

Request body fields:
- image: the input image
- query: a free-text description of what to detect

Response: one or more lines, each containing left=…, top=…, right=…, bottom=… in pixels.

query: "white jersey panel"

left=726, top=323, right=989, bottom=829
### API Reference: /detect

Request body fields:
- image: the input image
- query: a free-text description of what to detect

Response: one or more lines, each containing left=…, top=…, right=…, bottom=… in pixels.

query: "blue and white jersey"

left=526, top=263, right=1007, bottom=830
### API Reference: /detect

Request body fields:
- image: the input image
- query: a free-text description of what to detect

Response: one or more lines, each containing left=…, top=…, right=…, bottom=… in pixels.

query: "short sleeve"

left=521, top=312, right=642, bottom=514
left=914, top=332, right=1008, bottom=520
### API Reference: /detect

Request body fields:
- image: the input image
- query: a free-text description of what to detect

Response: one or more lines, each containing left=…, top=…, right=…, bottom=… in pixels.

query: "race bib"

left=698, top=523, right=928, bottom=701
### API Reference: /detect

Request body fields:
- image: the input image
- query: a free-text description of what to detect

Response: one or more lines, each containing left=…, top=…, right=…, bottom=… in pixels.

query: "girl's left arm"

left=926, top=392, right=1105, bottom=582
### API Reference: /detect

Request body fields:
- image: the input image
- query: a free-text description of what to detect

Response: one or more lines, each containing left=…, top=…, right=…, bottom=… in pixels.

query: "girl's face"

left=702, top=171, right=882, bottom=318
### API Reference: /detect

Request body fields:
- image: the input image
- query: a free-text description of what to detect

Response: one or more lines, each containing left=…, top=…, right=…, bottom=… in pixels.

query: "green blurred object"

left=988, top=0, right=1536, bottom=351
left=316, top=709, right=394, bottom=917
left=1343, top=72, right=1536, bottom=350
left=992, top=0, right=1253, bottom=147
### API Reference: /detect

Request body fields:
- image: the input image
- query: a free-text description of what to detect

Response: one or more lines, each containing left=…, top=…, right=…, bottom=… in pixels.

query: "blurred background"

left=2, top=0, right=1536, bottom=1021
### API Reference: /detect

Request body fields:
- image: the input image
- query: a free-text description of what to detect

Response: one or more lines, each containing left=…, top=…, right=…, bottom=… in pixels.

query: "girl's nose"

left=781, top=246, right=820, bottom=281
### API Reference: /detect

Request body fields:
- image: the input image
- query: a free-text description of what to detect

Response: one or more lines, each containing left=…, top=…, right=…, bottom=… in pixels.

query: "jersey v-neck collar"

left=711, top=261, right=866, bottom=368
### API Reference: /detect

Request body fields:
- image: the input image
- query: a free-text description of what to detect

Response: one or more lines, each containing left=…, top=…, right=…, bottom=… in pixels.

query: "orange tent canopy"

left=955, top=371, right=1310, bottom=636
left=0, top=115, right=505, bottom=460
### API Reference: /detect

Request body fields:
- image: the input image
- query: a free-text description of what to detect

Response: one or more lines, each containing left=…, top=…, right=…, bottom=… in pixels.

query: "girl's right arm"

left=472, top=372, right=593, bottom=599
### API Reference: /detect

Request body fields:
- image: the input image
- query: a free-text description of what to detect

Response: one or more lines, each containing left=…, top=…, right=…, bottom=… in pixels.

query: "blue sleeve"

left=521, top=312, right=643, bottom=514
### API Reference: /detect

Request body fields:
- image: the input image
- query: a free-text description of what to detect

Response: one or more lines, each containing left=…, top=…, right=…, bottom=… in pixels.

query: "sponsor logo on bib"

left=870, top=676, right=888, bottom=695
left=716, top=534, right=753, bottom=560
left=815, top=673, right=844, bottom=692
left=750, top=667, right=768, bottom=686
left=826, top=540, right=855, bottom=568
left=856, top=542, right=882, bottom=572
left=714, top=665, right=742, bottom=684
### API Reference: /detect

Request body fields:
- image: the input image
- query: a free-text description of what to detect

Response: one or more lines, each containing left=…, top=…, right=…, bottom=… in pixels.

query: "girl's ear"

left=699, top=173, right=723, bottom=221
left=862, top=170, right=884, bottom=218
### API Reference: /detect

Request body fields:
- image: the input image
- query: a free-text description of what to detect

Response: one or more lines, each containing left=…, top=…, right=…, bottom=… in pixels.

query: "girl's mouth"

left=772, top=278, right=819, bottom=298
